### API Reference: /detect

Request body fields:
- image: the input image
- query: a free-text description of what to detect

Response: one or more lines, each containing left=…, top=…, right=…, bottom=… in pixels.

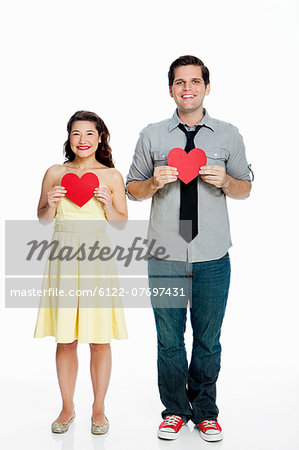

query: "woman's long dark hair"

left=64, top=110, right=114, bottom=168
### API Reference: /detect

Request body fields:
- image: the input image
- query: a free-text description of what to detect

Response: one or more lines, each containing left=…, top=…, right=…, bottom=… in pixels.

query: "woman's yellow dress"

left=34, top=196, right=128, bottom=343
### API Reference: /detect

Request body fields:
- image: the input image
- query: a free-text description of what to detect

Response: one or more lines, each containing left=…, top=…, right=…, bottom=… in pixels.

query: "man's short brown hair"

left=168, top=55, right=210, bottom=87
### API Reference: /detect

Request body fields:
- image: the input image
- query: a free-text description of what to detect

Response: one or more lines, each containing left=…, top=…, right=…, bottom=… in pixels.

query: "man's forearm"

left=221, top=176, right=251, bottom=199
left=128, top=174, right=251, bottom=201
left=127, top=178, right=159, bottom=200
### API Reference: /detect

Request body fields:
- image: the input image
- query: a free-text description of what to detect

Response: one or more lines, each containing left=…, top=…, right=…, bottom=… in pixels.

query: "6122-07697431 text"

left=9, top=287, right=187, bottom=298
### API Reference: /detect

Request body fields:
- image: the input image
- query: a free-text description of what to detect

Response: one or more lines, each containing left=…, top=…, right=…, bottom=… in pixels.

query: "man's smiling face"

left=169, top=65, right=210, bottom=115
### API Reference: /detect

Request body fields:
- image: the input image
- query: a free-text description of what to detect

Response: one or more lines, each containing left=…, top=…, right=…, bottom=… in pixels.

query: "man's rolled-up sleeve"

left=226, top=127, right=253, bottom=181
left=126, top=130, right=154, bottom=201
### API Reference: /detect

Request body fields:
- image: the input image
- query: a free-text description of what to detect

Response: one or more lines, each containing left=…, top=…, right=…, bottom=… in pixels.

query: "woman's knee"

left=57, top=340, right=78, bottom=352
left=89, top=343, right=110, bottom=353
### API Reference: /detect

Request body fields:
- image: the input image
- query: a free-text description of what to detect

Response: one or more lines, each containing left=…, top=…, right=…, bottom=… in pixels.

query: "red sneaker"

left=158, top=415, right=185, bottom=440
left=198, top=420, right=223, bottom=442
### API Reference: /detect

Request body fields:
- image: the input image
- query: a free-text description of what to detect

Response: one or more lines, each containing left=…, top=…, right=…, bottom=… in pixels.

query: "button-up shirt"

left=126, top=109, right=251, bottom=262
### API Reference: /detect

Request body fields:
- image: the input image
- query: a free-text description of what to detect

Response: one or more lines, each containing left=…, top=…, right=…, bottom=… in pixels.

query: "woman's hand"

left=94, top=186, right=113, bottom=209
left=47, top=186, right=67, bottom=208
left=93, top=170, right=127, bottom=226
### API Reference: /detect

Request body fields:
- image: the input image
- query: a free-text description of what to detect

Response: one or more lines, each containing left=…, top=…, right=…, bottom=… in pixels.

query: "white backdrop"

left=1, top=1, right=299, bottom=449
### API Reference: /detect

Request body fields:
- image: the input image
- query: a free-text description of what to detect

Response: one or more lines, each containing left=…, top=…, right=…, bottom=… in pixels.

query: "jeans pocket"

left=220, top=251, right=229, bottom=260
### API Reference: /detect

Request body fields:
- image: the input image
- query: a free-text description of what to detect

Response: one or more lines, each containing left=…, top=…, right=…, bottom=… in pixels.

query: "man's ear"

left=169, top=85, right=174, bottom=98
left=205, top=83, right=211, bottom=96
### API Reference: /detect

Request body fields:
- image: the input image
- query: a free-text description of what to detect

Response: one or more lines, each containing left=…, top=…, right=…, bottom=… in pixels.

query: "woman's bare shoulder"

left=45, top=164, right=66, bottom=174
left=95, top=166, right=123, bottom=177
left=101, top=167, right=124, bottom=182
left=110, top=168, right=124, bottom=180
left=43, top=164, right=67, bottom=183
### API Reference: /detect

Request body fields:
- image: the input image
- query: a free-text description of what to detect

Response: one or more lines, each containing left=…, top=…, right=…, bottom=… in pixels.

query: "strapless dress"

left=34, top=196, right=128, bottom=343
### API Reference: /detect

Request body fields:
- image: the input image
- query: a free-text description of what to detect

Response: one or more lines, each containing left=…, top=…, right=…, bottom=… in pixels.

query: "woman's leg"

left=54, top=340, right=78, bottom=422
left=90, top=343, right=111, bottom=425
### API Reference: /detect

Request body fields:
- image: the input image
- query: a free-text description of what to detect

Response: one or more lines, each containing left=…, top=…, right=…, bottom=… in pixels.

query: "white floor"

left=1, top=322, right=298, bottom=450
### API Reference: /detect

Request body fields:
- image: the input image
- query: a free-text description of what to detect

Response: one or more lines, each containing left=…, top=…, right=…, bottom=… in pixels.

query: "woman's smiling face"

left=69, top=121, right=101, bottom=158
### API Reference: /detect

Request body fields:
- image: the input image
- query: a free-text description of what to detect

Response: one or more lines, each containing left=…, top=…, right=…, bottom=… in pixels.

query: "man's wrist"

left=150, top=176, right=161, bottom=192
left=221, top=175, right=231, bottom=191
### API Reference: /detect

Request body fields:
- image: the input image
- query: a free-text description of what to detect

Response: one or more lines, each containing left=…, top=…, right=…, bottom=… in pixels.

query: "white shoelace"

left=202, top=420, right=218, bottom=429
left=163, top=415, right=182, bottom=426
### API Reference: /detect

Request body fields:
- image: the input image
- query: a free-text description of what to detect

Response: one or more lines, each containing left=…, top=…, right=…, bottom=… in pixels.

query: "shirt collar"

left=168, top=108, right=215, bottom=132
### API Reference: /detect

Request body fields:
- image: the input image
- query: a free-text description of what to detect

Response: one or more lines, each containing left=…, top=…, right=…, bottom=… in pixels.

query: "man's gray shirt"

left=126, top=109, right=251, bottom=262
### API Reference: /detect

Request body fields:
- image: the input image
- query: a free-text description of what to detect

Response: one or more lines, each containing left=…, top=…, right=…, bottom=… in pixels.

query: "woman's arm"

left=94, top=169, right=128, bottom=222
left=37, top=165, right=66, bottom=222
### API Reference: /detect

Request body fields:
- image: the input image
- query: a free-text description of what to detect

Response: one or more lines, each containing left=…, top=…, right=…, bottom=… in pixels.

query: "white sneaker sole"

left=199, top=430, right=223, bottom=442
left=158, top=429, right=181, bottom=440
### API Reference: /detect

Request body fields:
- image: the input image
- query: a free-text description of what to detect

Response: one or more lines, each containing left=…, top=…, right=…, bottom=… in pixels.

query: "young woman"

left=34, top=110, right=128, bottom=434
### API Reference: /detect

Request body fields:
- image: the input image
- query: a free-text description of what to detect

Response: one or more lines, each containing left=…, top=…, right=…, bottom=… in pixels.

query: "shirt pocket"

left=152, top=151, right=170, bottom=197
left=152, top=151, right=168, bottom=167
left=205, top=148, right=227, bottom=167
left=202, top=149, right=227, bottom=197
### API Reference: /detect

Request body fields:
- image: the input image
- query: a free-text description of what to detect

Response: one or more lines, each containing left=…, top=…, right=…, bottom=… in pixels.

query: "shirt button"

left=214, top=153, right=218, bottom=156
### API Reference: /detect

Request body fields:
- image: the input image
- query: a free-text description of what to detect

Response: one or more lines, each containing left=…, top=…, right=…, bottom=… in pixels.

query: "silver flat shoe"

left=51, top=412, right=75, bottom=434
left=91, top=416, right=109, bottom=435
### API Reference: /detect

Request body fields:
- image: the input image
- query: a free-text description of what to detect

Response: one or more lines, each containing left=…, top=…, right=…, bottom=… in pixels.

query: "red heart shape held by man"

left=167, top=148, right=207, bottom=184
left=61, top=172, right=99, bottom=207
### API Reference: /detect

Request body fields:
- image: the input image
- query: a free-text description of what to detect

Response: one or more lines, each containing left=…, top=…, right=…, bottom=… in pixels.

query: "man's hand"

left=152, top=166, right=178, bottom=189
left=199, top=165, right=227, bottom=188
left=200, top=165, right=251, bottom=199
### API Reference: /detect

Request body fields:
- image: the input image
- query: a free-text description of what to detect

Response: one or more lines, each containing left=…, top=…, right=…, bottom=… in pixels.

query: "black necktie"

left=178, top=123, right=202, bottom=243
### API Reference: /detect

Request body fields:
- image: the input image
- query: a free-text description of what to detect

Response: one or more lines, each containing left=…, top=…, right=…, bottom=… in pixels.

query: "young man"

left=126, top=55, right=252, bottom=442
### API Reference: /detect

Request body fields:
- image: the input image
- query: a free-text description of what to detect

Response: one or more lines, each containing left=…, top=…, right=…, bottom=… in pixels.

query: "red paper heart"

left=167, top=148, right=207, bottom=184
left=61, top=172, right=99, bottom=207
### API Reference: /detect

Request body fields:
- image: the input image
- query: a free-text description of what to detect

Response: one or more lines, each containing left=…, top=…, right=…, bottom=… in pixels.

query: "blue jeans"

left=148, top=253, right=231, bottom=424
